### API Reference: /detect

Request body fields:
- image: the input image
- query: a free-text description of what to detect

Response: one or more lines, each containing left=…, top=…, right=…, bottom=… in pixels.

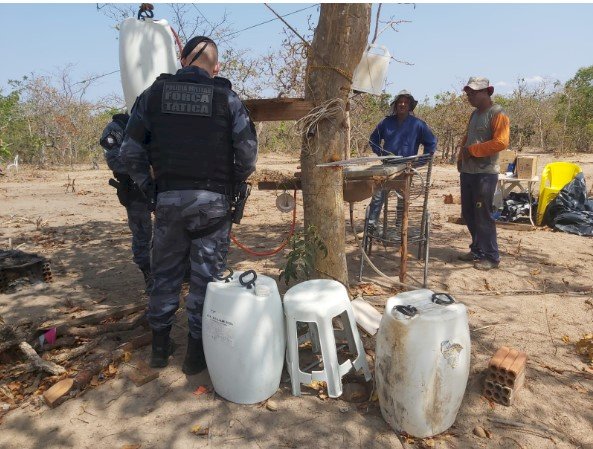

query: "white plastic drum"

left=375, top=289, right=470, bottom=438
left=202, top=270, right=286, bottom=404
left=351, top=44, right=391, bottom=96
left=119, top=17, right=180, bottom=112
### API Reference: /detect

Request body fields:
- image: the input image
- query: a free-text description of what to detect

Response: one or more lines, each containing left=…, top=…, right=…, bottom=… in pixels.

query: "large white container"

left=202, top=270, right=285, bottom=404
left=375, top=289, right=470, bottom=438
left=351, top=45, right=391, bottom=96
left=119, top=17, right=180, bottom=112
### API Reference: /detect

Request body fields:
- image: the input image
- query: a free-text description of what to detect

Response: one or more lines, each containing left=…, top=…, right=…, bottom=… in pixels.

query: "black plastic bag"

left=543, top=173, right=593, bottom=236
left=499, top=192, right=536, bottom=222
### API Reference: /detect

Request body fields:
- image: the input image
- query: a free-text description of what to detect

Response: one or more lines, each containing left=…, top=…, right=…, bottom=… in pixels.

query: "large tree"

left=300, top=4, right=371, bottom=286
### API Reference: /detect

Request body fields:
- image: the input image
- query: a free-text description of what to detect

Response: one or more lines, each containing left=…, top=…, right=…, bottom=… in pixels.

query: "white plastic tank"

left=119, top=17, right=180, bottom=112
left=375, top=289, right=470, bottom=438
left=202, top=270, right=286, bottom=404
left=351, top=44, right=391, bottom=96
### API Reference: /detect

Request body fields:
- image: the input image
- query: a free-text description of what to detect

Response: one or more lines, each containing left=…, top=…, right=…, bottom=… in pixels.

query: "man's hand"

left=142, top=181, right=157, bottom=212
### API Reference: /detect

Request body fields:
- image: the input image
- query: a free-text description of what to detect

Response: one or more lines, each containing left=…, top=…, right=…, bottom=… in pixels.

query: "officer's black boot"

left=150, top=328, right=173, bottom=368
left=182, top=334, right=207, bottom=375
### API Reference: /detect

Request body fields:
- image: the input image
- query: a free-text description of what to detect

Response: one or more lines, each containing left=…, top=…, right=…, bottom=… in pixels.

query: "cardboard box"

left=515, top=156, right=538, bottom=179
left=497, top=150, right=516, bottom=173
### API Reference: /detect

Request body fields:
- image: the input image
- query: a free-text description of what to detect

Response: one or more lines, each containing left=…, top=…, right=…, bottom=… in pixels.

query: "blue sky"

left=1, top=3, right=593, bottom=105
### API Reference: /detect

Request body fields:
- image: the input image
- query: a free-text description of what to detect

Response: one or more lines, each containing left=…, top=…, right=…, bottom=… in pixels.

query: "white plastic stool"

left=283, top=279, right=372, bottom=398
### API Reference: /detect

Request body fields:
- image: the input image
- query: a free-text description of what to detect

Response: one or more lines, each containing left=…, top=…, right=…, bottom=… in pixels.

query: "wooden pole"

left=399, top=166, right=412, bottom=283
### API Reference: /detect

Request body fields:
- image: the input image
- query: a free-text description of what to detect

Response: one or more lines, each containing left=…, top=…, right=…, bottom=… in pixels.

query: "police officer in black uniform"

left=100, top=113, right=153, bottom=293
left=121, top=36, right=257, bottom=374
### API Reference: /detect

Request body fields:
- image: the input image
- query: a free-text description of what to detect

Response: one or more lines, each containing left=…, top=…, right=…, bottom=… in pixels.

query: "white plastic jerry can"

left=351, top=44, right=391, bottom=96
left=202, top=270, right=286, bottom=404
left=118, top=17, right=180, bottom=112
left=375, top=289, right=471, bottom=438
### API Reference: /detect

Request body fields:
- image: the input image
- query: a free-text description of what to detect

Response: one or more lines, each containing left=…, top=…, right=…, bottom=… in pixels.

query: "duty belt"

left=156, top=178, right=232, bottom=195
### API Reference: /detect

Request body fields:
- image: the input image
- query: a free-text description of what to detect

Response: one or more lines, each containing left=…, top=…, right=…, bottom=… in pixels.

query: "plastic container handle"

left=367, top=44, right=390, bottom=57
left=394, top=305, right=418, bottom=317
left=431, top=293, right=455, bottom=306
left=239, top=270, right=257, bottom=289
left=213, top=267, right=234, bottom=283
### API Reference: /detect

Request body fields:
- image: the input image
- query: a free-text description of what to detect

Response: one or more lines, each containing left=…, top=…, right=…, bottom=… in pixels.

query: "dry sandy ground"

left=0, top=151, right=592, bottom=449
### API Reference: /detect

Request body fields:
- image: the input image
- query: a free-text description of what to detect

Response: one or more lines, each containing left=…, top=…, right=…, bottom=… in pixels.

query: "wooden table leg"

left=400, top=167, right=412, bottom=283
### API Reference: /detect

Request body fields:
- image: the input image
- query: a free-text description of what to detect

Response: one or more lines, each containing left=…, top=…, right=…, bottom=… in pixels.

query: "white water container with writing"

left=202, top=270, right=285, bottom=404
left=119, top=17, right=180, bottom=112
left=375, top=289, right=470, bottom=438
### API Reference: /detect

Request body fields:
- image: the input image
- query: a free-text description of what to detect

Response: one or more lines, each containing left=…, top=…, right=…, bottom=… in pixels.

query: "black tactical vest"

left=144, top=71, right=234, bottom=191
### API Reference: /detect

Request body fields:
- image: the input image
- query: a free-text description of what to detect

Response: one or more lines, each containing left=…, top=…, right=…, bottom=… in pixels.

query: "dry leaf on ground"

left=576, top=334, right=593, bottom=362
left=192, top=385, right=212, bottom=396
left=190, top=424, right=209, bottom=436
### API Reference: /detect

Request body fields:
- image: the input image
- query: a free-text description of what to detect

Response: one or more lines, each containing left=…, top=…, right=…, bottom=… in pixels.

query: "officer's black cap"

left=181, top=36, right=216, bottom=60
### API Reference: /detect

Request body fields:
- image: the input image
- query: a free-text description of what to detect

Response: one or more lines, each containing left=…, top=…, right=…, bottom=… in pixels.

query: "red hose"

left=230, top=190, right=298, bottom=257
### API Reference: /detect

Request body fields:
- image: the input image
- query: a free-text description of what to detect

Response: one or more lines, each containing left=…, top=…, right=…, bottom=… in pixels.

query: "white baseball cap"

left=463, top=76, right=494, bottom=95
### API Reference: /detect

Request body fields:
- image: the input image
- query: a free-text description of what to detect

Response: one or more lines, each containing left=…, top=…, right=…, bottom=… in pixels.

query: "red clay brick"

left=499, top=348, right=520, bottom=372
left=488, top=346, right=511, bottom=370
left=507, top=352, right=527, bottom=377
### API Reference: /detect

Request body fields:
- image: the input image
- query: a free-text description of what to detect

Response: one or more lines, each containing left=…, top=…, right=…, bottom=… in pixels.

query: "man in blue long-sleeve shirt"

left=367, top=90, right=437, bottom=229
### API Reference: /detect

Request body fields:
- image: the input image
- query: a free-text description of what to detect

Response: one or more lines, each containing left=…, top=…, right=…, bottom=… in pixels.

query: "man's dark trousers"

left=460, top=172, right=500, bottom=263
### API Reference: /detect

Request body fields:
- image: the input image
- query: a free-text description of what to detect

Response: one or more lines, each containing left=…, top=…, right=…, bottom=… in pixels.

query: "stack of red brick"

left=483, top=346, right=527, bottom=406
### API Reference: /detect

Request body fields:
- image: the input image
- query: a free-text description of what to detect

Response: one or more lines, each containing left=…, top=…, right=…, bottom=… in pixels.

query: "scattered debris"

left=0, top=249, right=52, bottom=293
left=576, top=334, right=593, bottom=363
left=127, top=360, right=159, bottom=387
left=190, top=424, right=209, bottom=436
left=351, top=297, right=382, bottom=335
left=472, top=425, right=492, bottom=439
left=192, top=385, right=212, bottom=397
left=443, top=193, right=461, bottom=204
left=43, top=378, right=74, bottom=408
left=447, top=216, right=465, bottom=225
left=341, top=382, right=368, bottom=403
left=18, top=341, right=66, bottom=376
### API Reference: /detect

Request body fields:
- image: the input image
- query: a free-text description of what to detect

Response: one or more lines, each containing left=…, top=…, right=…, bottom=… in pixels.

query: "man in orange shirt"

left=457, top=77, right=510, bottom=270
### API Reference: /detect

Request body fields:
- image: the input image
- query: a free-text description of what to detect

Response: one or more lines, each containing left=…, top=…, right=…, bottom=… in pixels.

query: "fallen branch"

left=470, top=323, right=509, bottom=333
left=38, top=336, right=78, bottom=352
left=49, top=338, right=102, bottom=365
left=73, top=348, right=124, bottom=391
left=37, top=303, right=145, bottom=336
left=487, top=417, right=559, bottom=444
left=64, top=311, right=146, bottom=338
left=18, top=341, right=66, bottom=376
left=118, top=331, right=152, bottom=352
left=0, top=327, right=27, bottom=354
left=454, top=289, right=592, bottom=297
left=544, top=306, right=558, bottom=356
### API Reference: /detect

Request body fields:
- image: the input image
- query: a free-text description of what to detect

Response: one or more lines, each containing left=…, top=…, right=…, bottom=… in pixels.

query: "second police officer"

left=100, top=113, right=153, bottom=293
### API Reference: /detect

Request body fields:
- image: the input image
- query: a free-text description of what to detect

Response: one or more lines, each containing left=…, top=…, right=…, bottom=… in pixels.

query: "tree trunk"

left=301, top=4, right=371, bottom=287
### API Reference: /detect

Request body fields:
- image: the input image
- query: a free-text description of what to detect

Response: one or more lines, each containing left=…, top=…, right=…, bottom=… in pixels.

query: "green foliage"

left=415, top=91, right=472, bottom=162
left=279, top=225, right=328, bottom=285
left=558, top=65, right=593, bottom=151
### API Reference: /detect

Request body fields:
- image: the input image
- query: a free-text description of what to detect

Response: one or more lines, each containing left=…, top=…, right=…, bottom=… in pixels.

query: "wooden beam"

left=243, top=98, right=314, bottom=122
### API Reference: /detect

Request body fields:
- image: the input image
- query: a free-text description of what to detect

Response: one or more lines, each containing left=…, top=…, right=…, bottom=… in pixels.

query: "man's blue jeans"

left=460, top=172, right=500, bottom=263
left=367, top=189, right=387, bottom=227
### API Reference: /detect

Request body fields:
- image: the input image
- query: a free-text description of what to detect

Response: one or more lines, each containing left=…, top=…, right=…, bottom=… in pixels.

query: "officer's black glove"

left=231, top=182, right=251, bottom=224
left=142, top=181, right=157, bottom=212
